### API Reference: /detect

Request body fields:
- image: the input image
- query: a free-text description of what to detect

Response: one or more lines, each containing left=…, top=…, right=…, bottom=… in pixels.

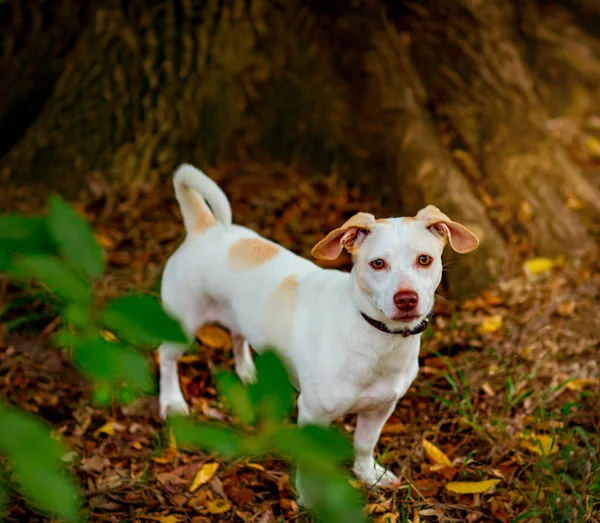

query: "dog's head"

left=311, top=206, right=479, bottom=329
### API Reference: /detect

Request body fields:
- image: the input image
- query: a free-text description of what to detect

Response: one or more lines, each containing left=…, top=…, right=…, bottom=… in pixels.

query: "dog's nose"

left=393, top=290, right=419, bottom=312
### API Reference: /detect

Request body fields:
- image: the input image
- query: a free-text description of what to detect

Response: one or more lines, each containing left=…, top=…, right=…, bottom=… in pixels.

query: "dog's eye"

left=417, top=254, right=433, bottom=267
left=370, top=258, right=386, bottom=270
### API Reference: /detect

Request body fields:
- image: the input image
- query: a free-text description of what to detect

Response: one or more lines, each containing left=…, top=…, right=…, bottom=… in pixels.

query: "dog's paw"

left=354, top=462, right=399, bottom=488
left=159, top=395, right=190, bottom=420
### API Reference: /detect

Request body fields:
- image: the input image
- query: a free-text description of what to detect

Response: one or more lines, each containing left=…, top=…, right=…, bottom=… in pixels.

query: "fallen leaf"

left=517, top=433, right=559, bottom=455
left=584, top=135, right=600, bottom=156
left=381, top=422, right=407, bottom=434
left=375, top=513, right=398, bottom=523
left=158, top=516, right=183, bottom=523
left=565, top=378, right=598, bottom=391
left=477, top=315, right=503, bottom=334
left=348, top=479, right=363, bottom=489
left=225, top=486, right=253, bottom=506
left=556, top=301, right=576, bottom=317
left=481, top=382, right=496, bottom=397
left=93, top=421, right=115, bottom=438
left=412, top=478, right=440, bottom=497
left=565, top=191, right=583, bottom=210
left=169, top=426, right=177, bottom=451
left=206, top=499, right=231, bottom=514
left=445, top=479, right=500, bottom=494
left=413, top=508, right=420, bottom=523
left=197, top=325, right=231, bottom=350
left=80, top=455, right=110, bottom=473
left=190, top=462, right=220, bottom=492
left=422, top=439, right=452, bottom=467
left=524, top=257, right=554, bottom=276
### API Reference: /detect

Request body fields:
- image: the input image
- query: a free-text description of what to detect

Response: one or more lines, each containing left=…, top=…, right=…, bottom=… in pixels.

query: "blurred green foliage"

left=0, top=195, right=366, bottom=522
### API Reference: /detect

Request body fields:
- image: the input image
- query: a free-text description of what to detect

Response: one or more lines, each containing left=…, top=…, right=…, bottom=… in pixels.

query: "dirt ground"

left=1, top=163, right=599, bottom=522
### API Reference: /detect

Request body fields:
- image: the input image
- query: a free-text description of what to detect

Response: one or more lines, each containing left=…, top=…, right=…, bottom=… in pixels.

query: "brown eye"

left=370, top=258, right=386, bottom=270
left=417, top=254, right=433, bottom=267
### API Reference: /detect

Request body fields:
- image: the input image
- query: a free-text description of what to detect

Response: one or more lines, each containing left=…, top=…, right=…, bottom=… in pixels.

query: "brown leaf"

left=225, top=486, right=254, bottom=506
left=411, top=478, right=440, bottom=497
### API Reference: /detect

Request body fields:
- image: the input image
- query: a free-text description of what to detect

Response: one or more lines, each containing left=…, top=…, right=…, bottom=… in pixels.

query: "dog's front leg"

left=294, top=394, right=334, bottom=508
left=353, top=403, right=399, bottom=488
left=158, top=342, right=190, bottom=419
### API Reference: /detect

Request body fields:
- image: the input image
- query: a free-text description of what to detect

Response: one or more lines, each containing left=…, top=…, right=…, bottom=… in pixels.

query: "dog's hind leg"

left=232, top=333, right=257, bottom=385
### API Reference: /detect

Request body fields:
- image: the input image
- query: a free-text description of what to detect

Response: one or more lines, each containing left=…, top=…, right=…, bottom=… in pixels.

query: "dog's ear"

left=416, top=205, right=479, bottom=254
left=311, top=212, right=376, bottom=260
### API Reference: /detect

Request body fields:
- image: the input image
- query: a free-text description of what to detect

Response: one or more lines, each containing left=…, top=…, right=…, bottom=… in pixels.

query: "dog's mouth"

left=391, top=312, right=422, bottom=323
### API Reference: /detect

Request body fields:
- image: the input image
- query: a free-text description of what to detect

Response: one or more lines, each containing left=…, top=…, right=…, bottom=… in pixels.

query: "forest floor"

left=1, top=162, right=599, bottom=523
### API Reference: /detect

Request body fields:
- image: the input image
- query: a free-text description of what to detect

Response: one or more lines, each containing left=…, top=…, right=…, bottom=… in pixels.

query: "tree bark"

left=394, top=0, right=600, bottom=258
left=365, top=21, right=507, bottom=296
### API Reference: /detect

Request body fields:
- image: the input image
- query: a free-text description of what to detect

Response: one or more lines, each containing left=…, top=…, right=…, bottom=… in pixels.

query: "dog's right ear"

left=311, top=212, right=376, bottom=260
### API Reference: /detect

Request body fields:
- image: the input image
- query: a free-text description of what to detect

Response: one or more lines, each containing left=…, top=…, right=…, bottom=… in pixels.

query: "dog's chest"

left=347, top=348, right=419, bottom=413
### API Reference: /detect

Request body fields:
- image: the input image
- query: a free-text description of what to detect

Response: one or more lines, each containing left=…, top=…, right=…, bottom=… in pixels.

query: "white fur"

left=158, top=164, right=476, bottom=502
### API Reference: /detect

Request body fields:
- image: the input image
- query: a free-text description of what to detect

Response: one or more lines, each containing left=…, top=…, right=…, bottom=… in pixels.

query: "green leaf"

left=170, top=417, right=258, bottom=458
left=248, top=350, right=295, bottom=422
left=11, top=255, right=90, bottom=305
left=46, top=195, right=104, bottom=278
left=0, top=402, right=81, bottom=521
left=59, top=334, right=154, bottom=393
left=0, top=215, right=55, bottom=272
left=216, top=371, right=256, bottom=425
left=100, top=294, right=188, bottom=345
left=310, top=473, right=366, bottom=523
left=274, top=425, right=353, bottom=471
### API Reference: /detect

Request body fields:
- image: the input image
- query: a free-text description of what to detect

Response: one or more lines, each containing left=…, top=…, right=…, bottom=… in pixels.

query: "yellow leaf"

left=413, top=508, right=420, bottom=523
left=565, top=191, right=583, bottom=210
left=445, top=479, right=500, bottom=494
left=243, top=459, right=265, bottom=471
left=524, top=257, right=554, bottom=276
left=197, top=324, right=232, bottom=350
left=348, top=479, right=363, bottom=489
left=422, top=439, right=452, bottom=467
left=477, top=315, right=503, bottom=334
left=93, top=421, right=115, bottom=438
left=99, top=329, right=118, bottom=342
left=95, top=233, right=115, bottom=249
left=158, top=516, right=183, bottom=523
left=565, top=378, right=597, bottom=391
left=585, top=135, right=600, bottom=155
left=189, top=462, right=220, bottom=492
left=206, top=499, right=231, bottom=514
left=169, top=426, right=177, bottom=451
left=517, top=433, right=559, bottom=455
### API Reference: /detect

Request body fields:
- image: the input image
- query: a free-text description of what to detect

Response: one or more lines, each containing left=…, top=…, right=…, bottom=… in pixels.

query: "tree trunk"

left=1, top=0, right=599, bottom=297
left=391, top=0, right=600, bottom=260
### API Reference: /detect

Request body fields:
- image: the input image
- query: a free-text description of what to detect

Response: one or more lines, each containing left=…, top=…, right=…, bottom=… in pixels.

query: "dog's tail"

left=173, top=164, right=232, bottom=233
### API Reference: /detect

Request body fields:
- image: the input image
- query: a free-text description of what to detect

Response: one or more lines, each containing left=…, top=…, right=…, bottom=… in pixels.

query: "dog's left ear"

left=416, top=205, right=479, bottom=254
left=311, top=212, right=376, bottom=260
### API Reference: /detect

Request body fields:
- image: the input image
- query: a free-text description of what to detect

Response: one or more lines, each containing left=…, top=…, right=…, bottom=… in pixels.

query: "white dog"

left=158, top=164, right=479, bottom=497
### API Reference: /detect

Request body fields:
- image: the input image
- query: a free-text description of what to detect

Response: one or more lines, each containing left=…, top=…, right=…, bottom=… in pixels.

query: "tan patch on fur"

left=262, top=274, right=300, bottom=348
left=376, top=218, right=390, bottom=224
left=228, top=238, right=280, bottom=271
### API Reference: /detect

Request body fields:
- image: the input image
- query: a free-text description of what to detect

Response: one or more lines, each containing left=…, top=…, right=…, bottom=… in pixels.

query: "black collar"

left=360, top=310, right=434, bottom=336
